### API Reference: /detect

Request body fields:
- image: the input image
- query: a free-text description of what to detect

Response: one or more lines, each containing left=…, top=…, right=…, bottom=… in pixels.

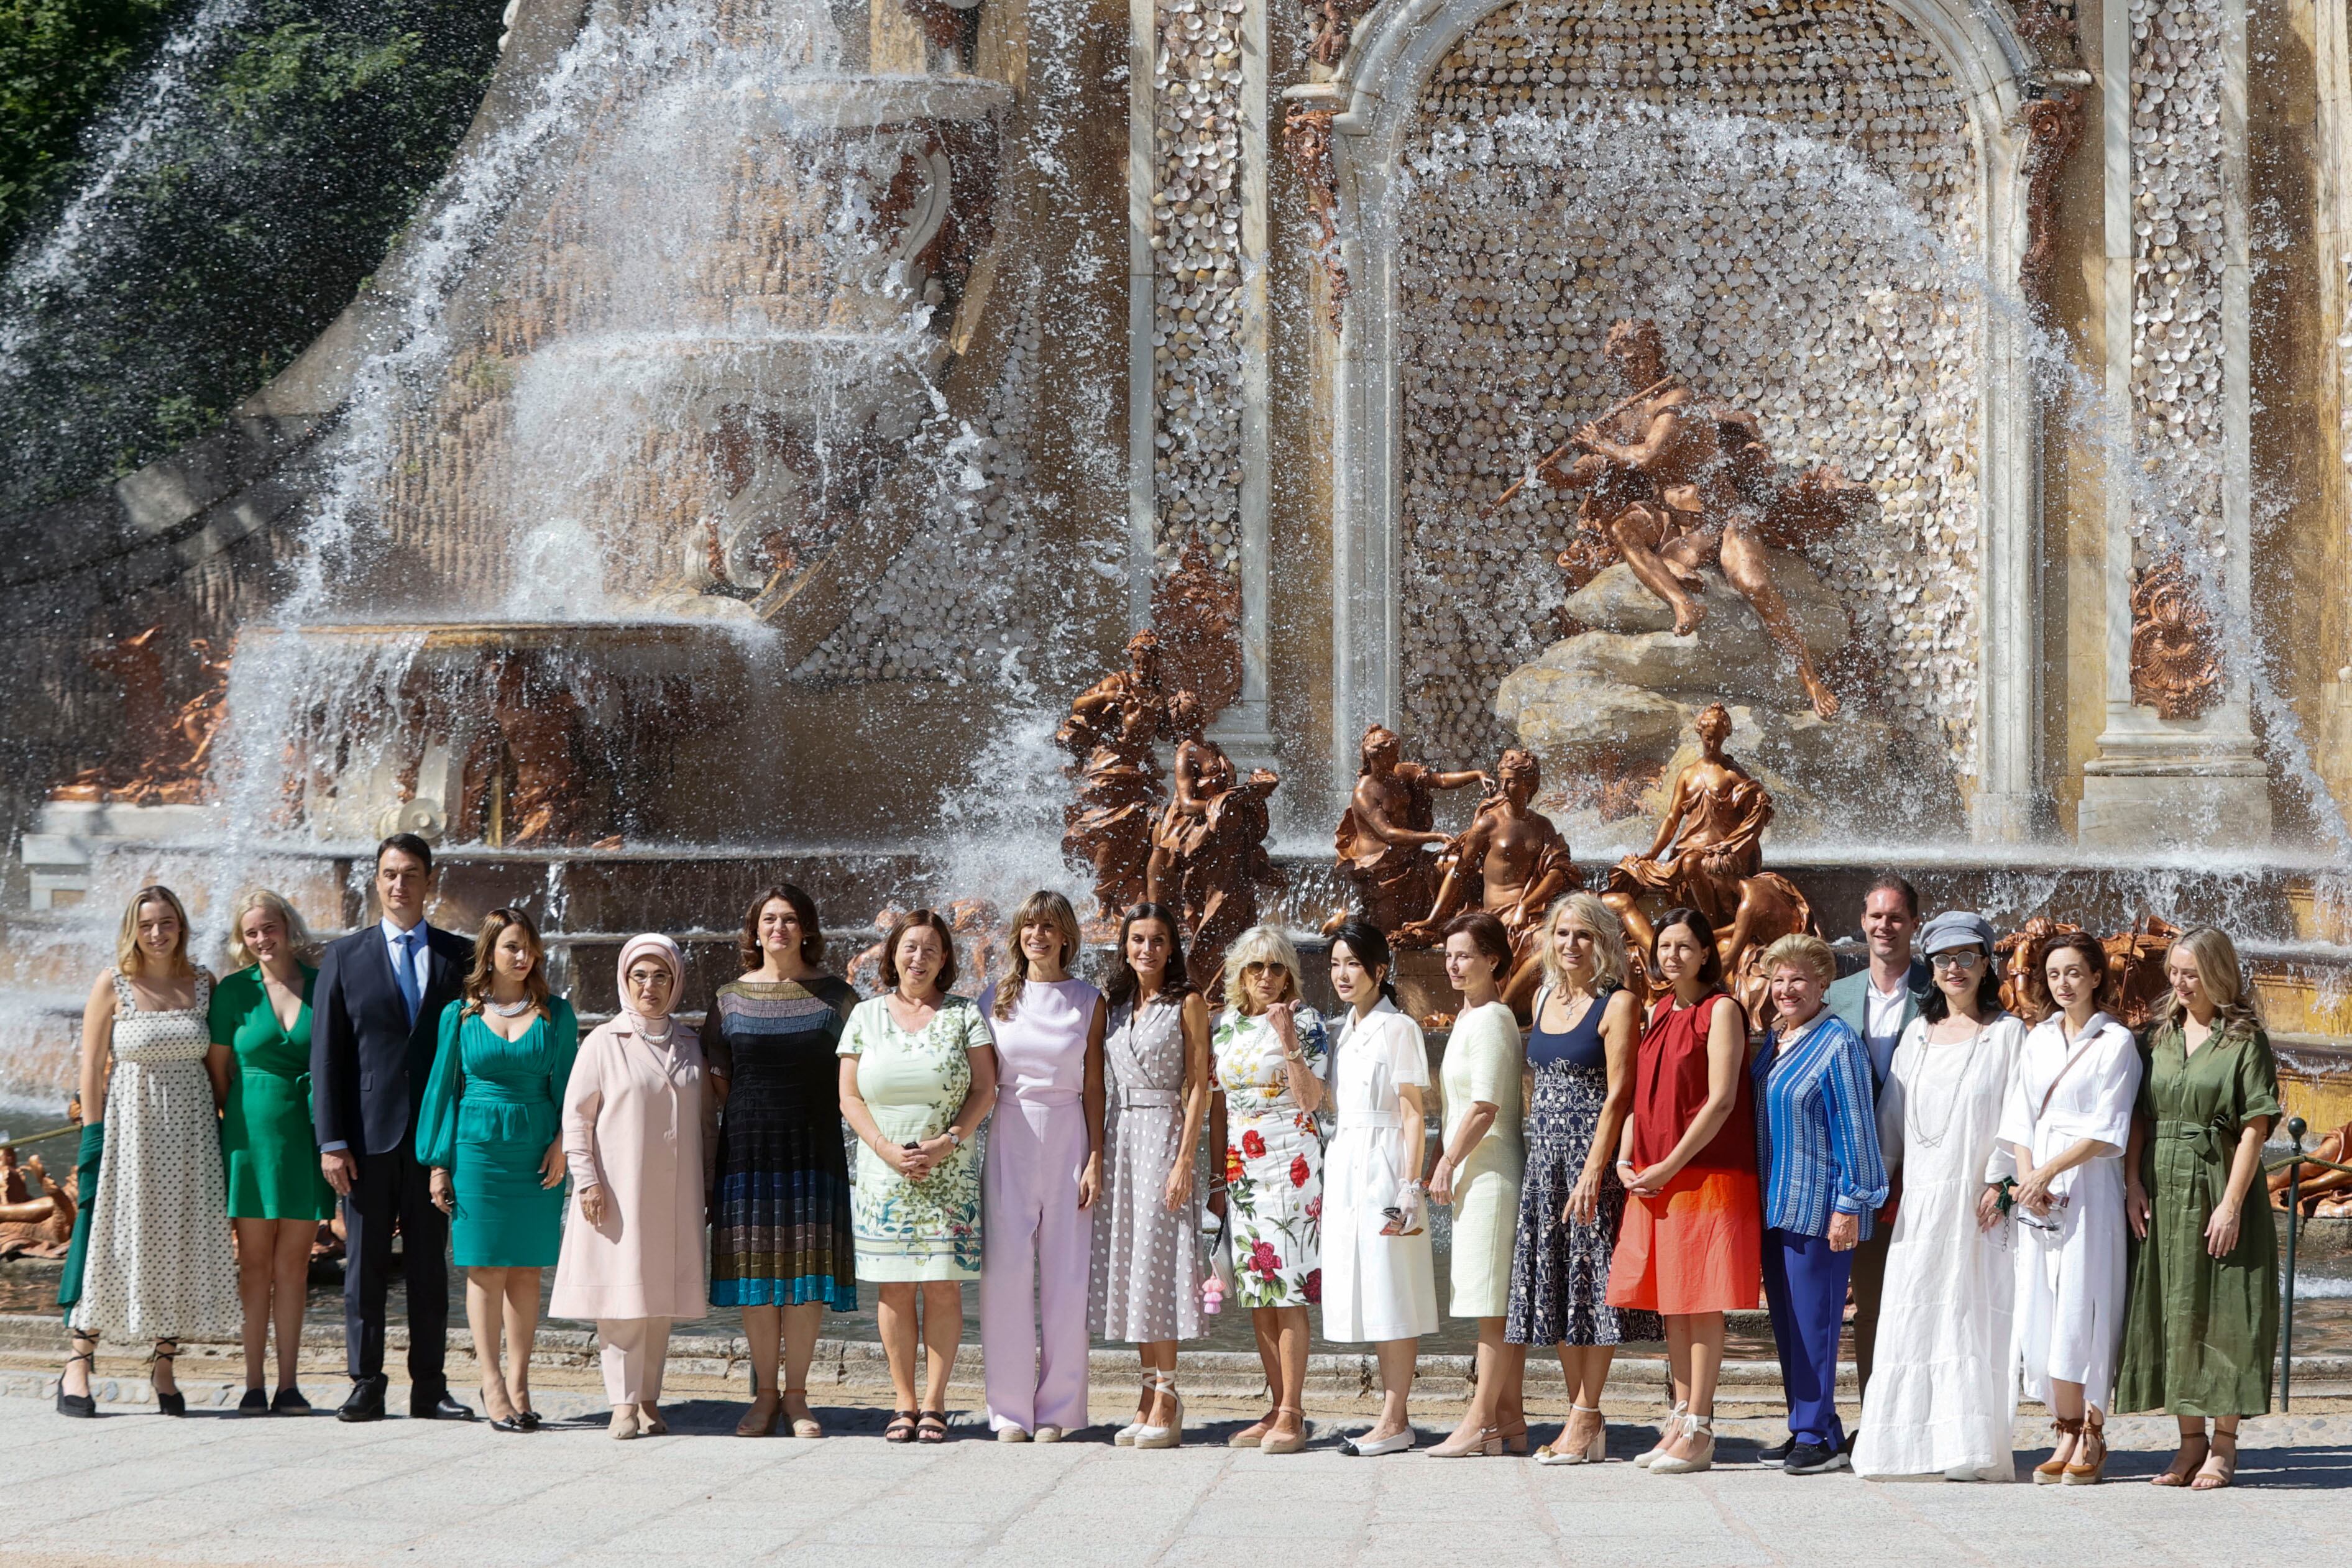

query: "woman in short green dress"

left=2118, top=926, right=2281, bottom=1491
left=212, top=889, right=336, bottom=1415
left=418, top=907, right=579, bottom=1432
left=837, top=910, right=996, bottom=1443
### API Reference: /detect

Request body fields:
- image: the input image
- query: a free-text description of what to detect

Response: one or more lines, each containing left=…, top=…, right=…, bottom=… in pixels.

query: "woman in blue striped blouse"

left=1753, top=932, right=1888, bottom=1475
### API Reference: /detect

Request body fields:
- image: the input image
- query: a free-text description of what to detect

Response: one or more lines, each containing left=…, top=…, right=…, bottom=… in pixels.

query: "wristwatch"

left=944, top=1127, right=965, bottom=1150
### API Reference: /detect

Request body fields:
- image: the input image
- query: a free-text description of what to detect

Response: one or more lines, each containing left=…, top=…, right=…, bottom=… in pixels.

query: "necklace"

left=1906, top=1023, right=1988, bottom=1149
left=487, top=995, right=535, bottom=1018
left=638, top=1017, right=675, bottom=1043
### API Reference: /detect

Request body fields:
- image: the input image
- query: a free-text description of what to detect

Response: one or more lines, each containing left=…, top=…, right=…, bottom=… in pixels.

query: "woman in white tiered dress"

left=55, top=885, right=241, bottom=1417
left=1998, top=933, right=2141, bottom=1485
left=1318, top=920, right=1437, bottom=1456
left=1854, top=912, right=2027, bottom=1482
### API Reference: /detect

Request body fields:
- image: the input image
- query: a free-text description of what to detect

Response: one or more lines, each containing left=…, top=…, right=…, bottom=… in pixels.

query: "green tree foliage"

left=0, top=0, right=502, bottom=515
left=0, top=0, right=180, bottom=251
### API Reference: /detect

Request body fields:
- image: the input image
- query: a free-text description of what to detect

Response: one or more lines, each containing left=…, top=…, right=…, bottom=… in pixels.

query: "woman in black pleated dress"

left=708, top=884, right=859, bottom=1437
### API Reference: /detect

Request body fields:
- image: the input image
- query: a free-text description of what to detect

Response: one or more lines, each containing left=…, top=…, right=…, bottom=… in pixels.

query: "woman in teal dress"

left=211, top=889, right=336, bottom=1416
left=418, top=907, right=577, bottom=1433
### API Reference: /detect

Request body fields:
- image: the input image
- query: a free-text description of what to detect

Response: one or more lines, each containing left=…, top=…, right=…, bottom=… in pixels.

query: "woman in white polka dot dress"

left=1089, top=902, right=1210, bottom=1449
left=55, top=885, right=241, bottom=1417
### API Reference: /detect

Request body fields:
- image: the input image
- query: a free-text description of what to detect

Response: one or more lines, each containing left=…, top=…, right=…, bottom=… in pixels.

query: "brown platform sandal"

left=2190, top=1429, right=2237, bottom=1490
left=2152, top=1433, right=2210, bottom=1487
left=916, top=1409, right=951, bottom=1444
left=2033, top=1416, right=2081, bottom=1485
left=2062, top=1415, right=2106, bottom=1485
left=883, top=1410, right=919, bottom=1444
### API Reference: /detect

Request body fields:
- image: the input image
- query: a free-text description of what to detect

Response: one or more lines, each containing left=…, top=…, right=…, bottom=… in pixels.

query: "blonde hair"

left=462, top=907, right=551, bottom=1020
left=1223, top=924, right=1302, bottom=1012
left=2156, top=925, right=2261, bottom=1033
left=1537, top=892, right=1627, bottom=996
left=225, top=888, right=321, bottom=970
left=1759, top=932, right=1837, bottom=989
left=116, top=884, right=193, bottom=979
left=995, top=889, right=1084, bottom=1021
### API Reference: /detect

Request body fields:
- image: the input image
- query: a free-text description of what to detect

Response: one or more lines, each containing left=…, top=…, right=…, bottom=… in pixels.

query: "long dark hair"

left=1328, top=919, right=1399, bottom=1006
left=2042, top=930, right=2118, bottom=1014
left=462, top=907, right=550, bottom=1019
left=1104, top=901, right=1194, bottom=1010
left=1653, top=905, right=1725, bottom=988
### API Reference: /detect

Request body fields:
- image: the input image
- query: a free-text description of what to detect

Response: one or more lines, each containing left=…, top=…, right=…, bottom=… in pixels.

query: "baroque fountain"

left=4, top=0, right=2352, bottom=1137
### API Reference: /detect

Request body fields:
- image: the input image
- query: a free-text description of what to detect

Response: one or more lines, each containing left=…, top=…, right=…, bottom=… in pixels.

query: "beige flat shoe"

left=609, top=1403, right=640, bottom=1441
left=783, top=1388, right=823, bottom=1439
left=638, top=1403, right=668, bottom=1436
left=1259, top=1408, right=1308, bottom=1456
left=1034, top=1425, right=1065, bottom=1444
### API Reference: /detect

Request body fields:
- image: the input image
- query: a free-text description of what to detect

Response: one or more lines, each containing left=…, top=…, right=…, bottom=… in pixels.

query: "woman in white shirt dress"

left=1997, top=932, right=2141, bottom=1485
left=1320, top=920, right=1438, bottom=1456
left=1852, top=911, right=2026, bottom=1482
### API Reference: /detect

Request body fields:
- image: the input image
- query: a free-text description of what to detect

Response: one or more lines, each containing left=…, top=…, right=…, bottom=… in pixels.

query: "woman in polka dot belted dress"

left=55, top=884, right=241, bottom=1417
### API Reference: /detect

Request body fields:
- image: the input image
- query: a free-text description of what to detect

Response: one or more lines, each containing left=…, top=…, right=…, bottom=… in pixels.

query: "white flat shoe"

left=1341, top=1426, right=1414, bottom=1457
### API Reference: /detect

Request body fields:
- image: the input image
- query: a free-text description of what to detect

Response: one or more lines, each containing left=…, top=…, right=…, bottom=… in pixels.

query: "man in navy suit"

left=311, top=833, right=476, bottom=1422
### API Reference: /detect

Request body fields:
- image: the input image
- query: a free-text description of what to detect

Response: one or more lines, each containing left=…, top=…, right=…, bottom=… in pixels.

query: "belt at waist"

left=462, top=1088, right=555, bottom=1108
left=2156, top=1119, right=2226, bottom=1152
left=1116, top=1088, right=1180, bottom=1109
left=1004, top=1088, right=1082, bottom=1109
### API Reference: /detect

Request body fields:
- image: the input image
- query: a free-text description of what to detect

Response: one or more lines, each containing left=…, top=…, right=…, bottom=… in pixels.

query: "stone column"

left=2078, top=0, right=2271, bottom=845
left=1131, top=0, right=1273, bottom=757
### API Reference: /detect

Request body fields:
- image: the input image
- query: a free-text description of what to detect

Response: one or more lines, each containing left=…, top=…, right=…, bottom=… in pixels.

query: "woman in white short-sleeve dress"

left=1320, top=920, right=1438, bottom=1456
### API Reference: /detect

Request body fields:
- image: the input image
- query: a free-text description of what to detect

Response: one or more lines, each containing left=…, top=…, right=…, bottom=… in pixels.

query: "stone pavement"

left=2, top=1393, right=2348, bottom=1568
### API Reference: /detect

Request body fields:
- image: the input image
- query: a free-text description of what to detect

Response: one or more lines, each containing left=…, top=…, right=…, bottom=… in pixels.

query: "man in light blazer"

left=1821, top=873, right=1931, bottom=1433
left=311, top=833, right=475, bottom=1422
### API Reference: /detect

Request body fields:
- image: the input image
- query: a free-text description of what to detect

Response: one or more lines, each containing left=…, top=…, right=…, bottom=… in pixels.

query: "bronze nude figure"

left=1057, top=630, right=1170, bottom=915
left=1602, top=702, right=1811, bottom=1009
left=1397, top=748, right=1576, bottom=1015
left=1323, top=724, right=1489, bottom=937
left=1146, top=689, right=1280, bottom=991
left=1530, top=318, right=1842, bottom=720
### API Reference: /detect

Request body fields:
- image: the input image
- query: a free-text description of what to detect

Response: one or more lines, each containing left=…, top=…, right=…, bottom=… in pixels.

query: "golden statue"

left=1525, top=319, right=1842, bottom=720
left=1323, top=724, right=1489, bottom=937
left=1057, top=630, right=1170, bottom=916
left=1602, top=702, right=1811, bottom=1006
left=1397, top=748, right=1576, bottom=1015
left=1147, top=689, right=1280, bottom=991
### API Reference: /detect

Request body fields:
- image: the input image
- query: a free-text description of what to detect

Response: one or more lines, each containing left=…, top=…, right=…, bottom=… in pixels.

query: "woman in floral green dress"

left=2117, top=927, right=2281, bottom=1491
left=1209, top=925, right=1328, bottom=1456
left=838, top=910, right=997, bottom=1444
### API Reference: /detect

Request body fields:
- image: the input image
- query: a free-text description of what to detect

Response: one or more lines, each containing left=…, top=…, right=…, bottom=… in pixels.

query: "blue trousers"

left=1763, top=1227, right=1853, bottom=1448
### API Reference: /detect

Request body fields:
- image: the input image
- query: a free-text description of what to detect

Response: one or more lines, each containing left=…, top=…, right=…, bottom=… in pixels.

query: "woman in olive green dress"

left=418, top=908, right=578, bottom=1432
left=2118, top=926, right=2281, bottom=1491
left=212, top=889, right=336, bottom=1416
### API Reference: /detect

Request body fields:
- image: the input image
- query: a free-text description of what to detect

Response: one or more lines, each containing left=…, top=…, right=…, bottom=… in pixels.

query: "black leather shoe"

left=413, top=1390, right=477, bottom=1421
left=272, top=1387, right=311, bottom=1416
left=338, top=1377, right=388, bottom=1423
left=237, top=1387, right=270, bottom=1416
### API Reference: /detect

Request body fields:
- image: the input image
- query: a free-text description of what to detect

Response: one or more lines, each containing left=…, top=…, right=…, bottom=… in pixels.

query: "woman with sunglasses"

left=1852, top=912, right=2028, bottom=1482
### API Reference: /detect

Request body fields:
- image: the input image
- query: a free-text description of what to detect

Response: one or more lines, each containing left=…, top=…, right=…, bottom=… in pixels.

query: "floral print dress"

left=838, top=995, right=991, bottom=1281
left=1215, top=1006, right=1329, bottom=1309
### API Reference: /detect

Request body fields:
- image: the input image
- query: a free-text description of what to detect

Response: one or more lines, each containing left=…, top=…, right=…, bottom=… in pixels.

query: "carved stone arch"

left=1317, top=0, right=2047, bottom=841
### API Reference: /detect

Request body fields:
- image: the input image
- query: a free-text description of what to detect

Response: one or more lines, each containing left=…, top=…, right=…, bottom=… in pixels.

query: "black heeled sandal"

left=916, top=1410, right=950, bottom=1444
left=150, top=1341, right=185, bottom=1417
left=57, top=1347, right=96, bottom=1418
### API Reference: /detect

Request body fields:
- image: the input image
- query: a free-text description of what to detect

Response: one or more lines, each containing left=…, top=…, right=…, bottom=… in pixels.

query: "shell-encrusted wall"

left=2126, top=0, right=2226, bottom=562
left=1391, top=0, right=1984, bottom=773
left=1151, top=0, right=1250, bottom=579
left=798, top=297, right=1045, bottom=682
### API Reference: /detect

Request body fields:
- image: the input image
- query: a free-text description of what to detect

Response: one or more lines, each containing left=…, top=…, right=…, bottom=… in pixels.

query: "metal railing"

left=2268, top=1116, right=2352, bottom=1410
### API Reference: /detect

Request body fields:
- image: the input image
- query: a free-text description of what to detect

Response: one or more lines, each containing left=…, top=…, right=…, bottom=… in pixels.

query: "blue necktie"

left=395, top=929, right=423, bottom=1025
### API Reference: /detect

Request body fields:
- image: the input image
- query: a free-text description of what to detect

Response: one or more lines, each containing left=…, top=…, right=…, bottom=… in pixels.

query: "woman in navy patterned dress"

left=708, top=885, right=859, bottom=1437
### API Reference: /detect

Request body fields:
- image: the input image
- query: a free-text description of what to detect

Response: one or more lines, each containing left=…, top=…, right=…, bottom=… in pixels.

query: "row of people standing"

left=52, top=842, right=2283, bottom=1487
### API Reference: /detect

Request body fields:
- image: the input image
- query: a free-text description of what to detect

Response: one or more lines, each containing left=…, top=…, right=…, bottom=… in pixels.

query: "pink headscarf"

left=615, top=933, right=685, bottom=1040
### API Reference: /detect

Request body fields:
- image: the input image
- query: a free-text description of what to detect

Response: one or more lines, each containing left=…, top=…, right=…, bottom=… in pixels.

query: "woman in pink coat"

left=551, top=934, right=716, bottom=1439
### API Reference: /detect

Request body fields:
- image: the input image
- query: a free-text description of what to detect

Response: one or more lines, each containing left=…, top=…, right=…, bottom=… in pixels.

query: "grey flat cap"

left=1918, top=909, right=2000, bottom=970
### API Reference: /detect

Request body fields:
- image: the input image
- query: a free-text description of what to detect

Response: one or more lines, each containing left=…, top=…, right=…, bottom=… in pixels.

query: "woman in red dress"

left=1607, top=905, right=1762, bottom=1475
